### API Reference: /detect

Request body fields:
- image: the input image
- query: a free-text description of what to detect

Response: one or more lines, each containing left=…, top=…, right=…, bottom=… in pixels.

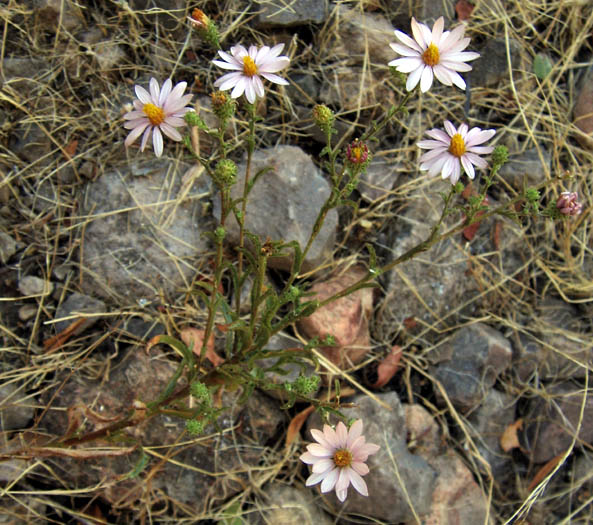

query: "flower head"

left=556, top=192, right=583, bottom=216
left=417, top=121, right=496, bottom=184
left=123, top=78, right=193, bottom=157
left=300, top=419, right=379, bottom=502
left=188, top=8, right=209, bottom=29
left=213, top=44, right=290, bottom=104
left=389, top=17, right=479, bottom=92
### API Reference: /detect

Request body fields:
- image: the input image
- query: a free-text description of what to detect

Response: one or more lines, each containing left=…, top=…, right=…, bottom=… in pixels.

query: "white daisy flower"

left=213, top=43, right=290, bottom=104
left=300, top=419, right=379, bottom=503
left=123, top=78, right=193, bottom=158
left=418, top=120, right=496, bottom=184
left=389, top=17, right=480, bottom=92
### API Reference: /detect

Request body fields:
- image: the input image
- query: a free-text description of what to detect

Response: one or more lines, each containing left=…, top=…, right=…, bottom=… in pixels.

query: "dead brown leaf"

left=500, top=418, right=524, bottom=452
left=285, top=405, right=315, bottom=448
left=371, top=345, right=403, bottom=388
left=455, top=0, right=475, bottom=21
left=527, top=452, right=566, bottom=492
left=180, top=327, right=223, bottom=366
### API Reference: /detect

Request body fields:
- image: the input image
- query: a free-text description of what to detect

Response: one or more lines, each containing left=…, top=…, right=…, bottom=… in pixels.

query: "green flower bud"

left=186, top=418, right=205, bottom=435
left=312, top=104, right=335, bottom=136
left=211, top=91, right=236, bottom=123
left=188, top=9, right=220, bottom=49
left=491, top=145, right=509, bottom=168
left=214, top=226, right=226, bottom=242
left=190, top=381, right=211, bottom=403
left=214, top=159, right=237, bottom=187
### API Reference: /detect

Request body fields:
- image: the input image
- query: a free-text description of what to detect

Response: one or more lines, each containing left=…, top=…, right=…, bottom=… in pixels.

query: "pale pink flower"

left=213, top=43, right=290, bottom=104
left=300, top=419, right=379, bottom=502
left=123, top=78, right=193, bottom=157
left=556, top=192, right=583, bottom=216
left=418, top=120, right=496, bottom=184
left=389, top=17, right=479, bottom=92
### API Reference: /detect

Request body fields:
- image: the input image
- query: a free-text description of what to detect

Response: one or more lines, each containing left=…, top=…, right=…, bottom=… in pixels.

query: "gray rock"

left=80, top=160, right=210, bottom=302
left=93, top=41, right=127, bottom=72
left=309, top=392, right=437, bottom=522
left=286, top=73, right=321, bottom=106
left=388, top=0, right=456, bottom=27
left=498, top=148, right=551, bottom=189
left=0, top=231, right=17, bottom=264
left=470, top=38, right=523, bottom=87
left=534, top=298, right=591, bottom=379
left=377, top=181, right=473, bottom=341
left=431, top=323, right=513, bottom=411
left=252, top=484, right=333, bottom=525
left=40, top=349, right=285, bottom=514
left=54, top=292, right=106, bottom=334
left=12, top=123, right=52, bottom=163
left=467, top=389, right=515, bottom=480
left=18, top=304, right=38, bottom=321
left=358, top=159, right=399, bottom=202
left=33, top=0, right=83, bottom=32
left=1, top=57, right=49, bottom=91
left=574, top=67, right=593, bottom=150
left=255, top=0, right=327, bottom=27
left=216, top=146, right=337, bottom=272
left=0, top=383, right=35, bottom=431
left=522, top=383, right=593, bottom=464
left=18, top=276, right=53, bottom=297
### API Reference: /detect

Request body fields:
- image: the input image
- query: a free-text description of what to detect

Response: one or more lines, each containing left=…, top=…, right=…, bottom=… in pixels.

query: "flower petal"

left=420, top=66, right=434, bottom=92
left=320, top=468, right=339, bottom=493
left=152, top=127, right=163, bottom=157
left=348, top=469, right=369, bottom=497
left=125, top=122, right=149, bottom=147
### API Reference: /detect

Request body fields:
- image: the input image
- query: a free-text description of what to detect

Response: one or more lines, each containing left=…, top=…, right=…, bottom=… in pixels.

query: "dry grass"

left=1, top=0, right=592, bottom=523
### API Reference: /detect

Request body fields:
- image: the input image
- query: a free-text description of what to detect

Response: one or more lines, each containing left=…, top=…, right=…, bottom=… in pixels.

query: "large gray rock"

left=251, top=484, right=334, bottom=525
left=470, top=38, right=524, bottom=87
left=80, top=160, right=210, bottom=303
left=498, top=147, right=551, bottom=190
left=54, top=292, right=106, bottom=334
left=431, top=323, right=513, bottom=411
left=522, top=383, right=593, bottom=464
left=255, top=0, right=328, bottom=27
left=0, top=383, right=35, bottom=431
left=218, top=146, right=338, bottom=272
left=467, top=389, right=515, bottom=480
left=40, top=348, right=285, bottom=514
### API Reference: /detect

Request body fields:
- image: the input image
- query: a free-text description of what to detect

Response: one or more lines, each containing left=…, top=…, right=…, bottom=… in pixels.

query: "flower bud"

left=188, top=9, right=220, bottom=49
left=491, top=145, right=509, bottom=168
left=556, top=191, right=583, bottom=216
left=211, top=91, right=236, bottom=123
left=214, top=159, right=237, bottom=187
left=312, top=104, right=335, bottom=135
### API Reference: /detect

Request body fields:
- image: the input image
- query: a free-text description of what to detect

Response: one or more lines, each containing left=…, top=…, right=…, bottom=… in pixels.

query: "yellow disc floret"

left=333, top=449, right=353, bottom=468
left=242, top=56, right=258, bottom=77
left=143, top=103, right=165, bottom=126
left=448, top=133, right=466, bottom=158
left=422, top=43, right=440, bottom=67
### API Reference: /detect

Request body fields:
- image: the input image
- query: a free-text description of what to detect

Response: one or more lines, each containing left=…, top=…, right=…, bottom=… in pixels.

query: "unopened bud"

left=188, top=8, right=220, bottom=49
left=556, top=191, right=583, bottom=216
left=211, top=91, right=236, bottom=123
left=491, top=145, right=509, bottom=168
left=214, top=159, right=237, bottom=186
left=313, top=104, right=335, bottom=135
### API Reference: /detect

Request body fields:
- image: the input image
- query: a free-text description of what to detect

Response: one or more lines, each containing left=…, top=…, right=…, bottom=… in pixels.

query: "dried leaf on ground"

left=500, top=418, right=524, bottom=452
left=371, top=345, right=403, bottom=388
left=285, top=405, right=315, bottom=448
left=527, top=452, right=566, bottom=492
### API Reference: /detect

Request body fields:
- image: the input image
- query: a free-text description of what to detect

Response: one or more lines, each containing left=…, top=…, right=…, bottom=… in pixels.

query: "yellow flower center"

left=243, top=56, right=258, bottom=77
left=422, top=43, right=440, bottom=67
left=352, top=146, right=363, bottom=162
left=143, top=103, right=165, bottom=126
left=448, top=133, right=466, bottom=157
left=333, top=449, right=353, bottom=468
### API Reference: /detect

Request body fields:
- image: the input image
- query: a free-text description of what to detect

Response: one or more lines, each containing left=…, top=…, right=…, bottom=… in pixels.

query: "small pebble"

left=18, top=276, right=53, bottom=297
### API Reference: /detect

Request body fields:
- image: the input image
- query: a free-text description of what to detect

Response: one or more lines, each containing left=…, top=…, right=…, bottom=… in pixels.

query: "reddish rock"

left=412, top=452, right=493, bottom=525
left=298, top=265, right=373, bottom=369
left=574, top=69, right=593, bottom=150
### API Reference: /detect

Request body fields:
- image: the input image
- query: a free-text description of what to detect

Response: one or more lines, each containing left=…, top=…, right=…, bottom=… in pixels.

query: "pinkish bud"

left=556, top=191, right=583, bottom=216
